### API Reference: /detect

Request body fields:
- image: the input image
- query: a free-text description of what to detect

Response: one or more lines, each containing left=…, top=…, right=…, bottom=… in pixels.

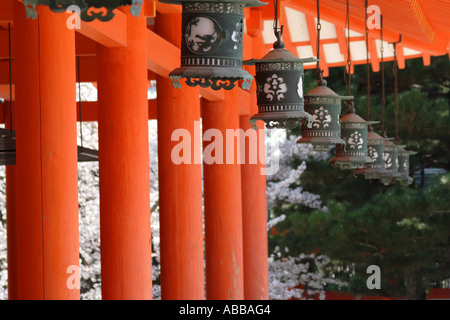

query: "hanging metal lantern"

left=158, top=0, right=266, bottom=91
left=297, top=79, right=351, bottom=150
left=396, top=147, right=417, bottom=187
left=378, top=140, right=404, bottom=184
left=330, top=103, right=378, bottom=170
left=354, top=127, right=391, bottom=184
left=23, top=0, right=143, bottom=21
left=244, top=34, right=316, bottom=129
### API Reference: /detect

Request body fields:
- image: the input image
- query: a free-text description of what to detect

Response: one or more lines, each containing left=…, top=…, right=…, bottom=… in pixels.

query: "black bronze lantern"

left=23, top=0, right=143, bottom=21
left=396, top=147, right=416, bottom=187
left=354, top=127, right=391, bottom=184
left=378, top=139, right=403, bottom=184
left=158, top=0, right=266, bottom=90
left=244, top=31, right=315, bottom=129
left=297, top=79, right=351, bottom=150
left=330, top=102, right=378, bottom=170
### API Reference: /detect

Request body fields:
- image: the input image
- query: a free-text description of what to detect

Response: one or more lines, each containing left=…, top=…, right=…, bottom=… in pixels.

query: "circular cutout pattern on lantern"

left=185, top=16, right=222, bottom=54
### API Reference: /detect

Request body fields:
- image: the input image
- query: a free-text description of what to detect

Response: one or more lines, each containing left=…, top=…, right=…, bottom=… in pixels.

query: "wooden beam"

left=422, top=53, right=431, bottom=66
left=396, top=43, right=406, bottom=70
left=146, top=28, right=179, bottom=77
left=368, top=37, right=380, bottom=72
left=285, top=1, right=447, bottom=56
left=238, top=88, right=252, bottom=116
left=336, top=26, right=354, bottom=74
left=78, top=10, right=127, bottom=47
left=76, top=99, right=157, bottom=122
left=155, top=1, right=182, bottom=14
left=280, top=5, right=295, bottom=57
left=305, top=15, right=329, bottom=77
left=409, top=0, right=437, bottom=43
left=0, top=84, right=14, bottom=101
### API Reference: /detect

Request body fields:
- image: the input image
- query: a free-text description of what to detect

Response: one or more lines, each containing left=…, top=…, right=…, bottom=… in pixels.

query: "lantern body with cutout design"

left=244, top=46, right=316, bottom=129
left=159, top=0, right=266, bottom=90
left=396, top=147, right=417, bottom=187
left=330, top=109, right=378, bottom=170
left=297, top=81, right=351, bottom=151
left=378, top=140, right=404, bottom=185
left=354, top=129, right=391, bottom=184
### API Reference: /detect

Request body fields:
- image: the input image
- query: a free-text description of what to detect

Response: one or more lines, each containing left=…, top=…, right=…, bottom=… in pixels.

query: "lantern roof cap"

left=367, top=130, right=386, bottom=141
left=398, top=147, right=418, bottom=155
left=384, top=139, right=406, bottom=148
left=244, top=47, right=316, bottom=65
left=306, top=81, right=353, bottom=100
left=341, top=111, right=379, bottom=125
left=159, top=0, right=267, bottom=7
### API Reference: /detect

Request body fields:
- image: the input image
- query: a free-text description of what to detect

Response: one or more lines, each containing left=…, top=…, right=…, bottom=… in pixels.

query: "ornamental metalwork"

left=330, top=103, right=378, bottom=170
left=297, top=81, right=349, bottom=151
left=159, top=0, right=266, bottom=91
left=244, top=32, right=315, bottom=130
left=23, top=0, right=143, bottom=21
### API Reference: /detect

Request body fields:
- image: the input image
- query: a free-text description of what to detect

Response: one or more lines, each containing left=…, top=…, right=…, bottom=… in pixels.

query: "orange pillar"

left=155, top=13, right=204, bottom=300
left=240, top=103, right=269, bottom=300
left=202, top=90, right=244, bottom=300
left=4, top=101, right=17, bottom=300
left=13, top=4, right=79, bottom=299
left=241, top=32, right=269, bottom=300
left=97, top=7, right=152, bottom=300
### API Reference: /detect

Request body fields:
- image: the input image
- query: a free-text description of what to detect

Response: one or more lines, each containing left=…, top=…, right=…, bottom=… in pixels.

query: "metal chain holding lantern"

left=159, top=0, right=266, bottom=91
left=23, top=0, right=143, bottom=21
left=354, top=4, right=388, bottom=181
left=244, top=0, right=315, bottom=129
left=298, top=0, right=350, bottom=150
left=390, top=36, right=416, bottom=187
left=330, top=0, right=376, bottom=170
left=378, top=36, right=405, bottom=185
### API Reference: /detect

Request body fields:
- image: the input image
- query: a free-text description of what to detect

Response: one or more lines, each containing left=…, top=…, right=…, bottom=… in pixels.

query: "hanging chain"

left=316, top=0, right=323, bottom=84
left=346, top=0, right=352, bottom=96
left=344, top=0, right=353, bottom=111
left=365, top=0, right=371, bottom=121
left=272, top=0, right=284, bottom=47
left=393, top=40, right=399, bottom=144
left=380, top=15, right=386, bottom=135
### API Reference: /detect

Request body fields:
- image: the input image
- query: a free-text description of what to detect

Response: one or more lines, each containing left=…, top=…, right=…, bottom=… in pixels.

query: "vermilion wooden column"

left=13, top=4, right=80, bottom=299
left=240, top=96, right=269, bottom=300
left=202, top=90, right=244, bottom=300
left=241, top=31, right=269, bottom=300
left=155, top=13, right=204, bottom=300
left=4, top=102, right=18, bottom=300
left=97, top=7, right=152, bottom=300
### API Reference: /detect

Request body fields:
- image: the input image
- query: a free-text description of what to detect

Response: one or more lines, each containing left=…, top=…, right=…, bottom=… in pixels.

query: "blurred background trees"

left=268, top=55, right=450, bottom=299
